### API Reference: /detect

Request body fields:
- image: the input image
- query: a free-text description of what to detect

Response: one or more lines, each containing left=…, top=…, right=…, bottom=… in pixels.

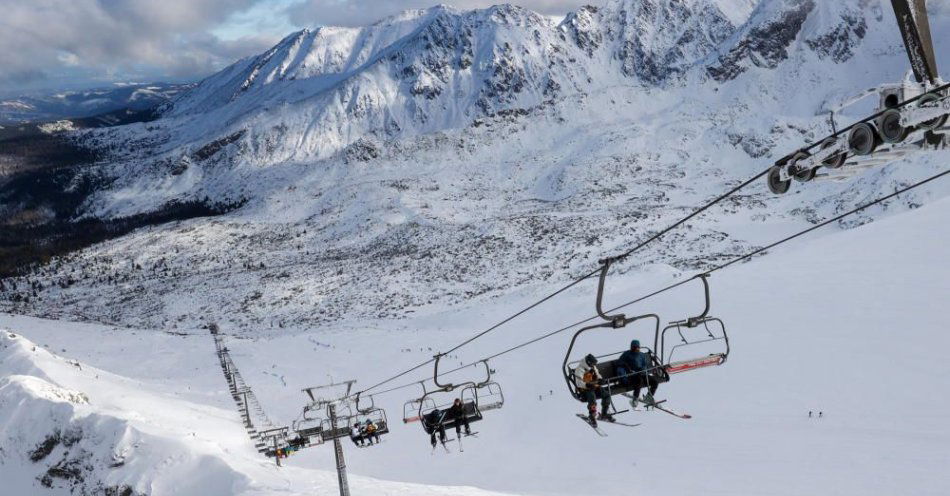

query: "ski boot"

left=598, top=412, right=615, bottom=423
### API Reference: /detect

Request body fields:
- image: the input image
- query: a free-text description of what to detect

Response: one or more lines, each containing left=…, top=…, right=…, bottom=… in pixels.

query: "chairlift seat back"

left=569, top=353, right=669, bottom=401
left=422, top=401, right=482, bottom=434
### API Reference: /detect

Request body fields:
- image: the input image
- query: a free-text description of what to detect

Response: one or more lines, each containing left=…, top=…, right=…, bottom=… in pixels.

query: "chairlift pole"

left=328, top=403, right=351, bottom=496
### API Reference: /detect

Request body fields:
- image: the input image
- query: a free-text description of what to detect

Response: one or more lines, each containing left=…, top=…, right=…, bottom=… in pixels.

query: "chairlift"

left=403, top=381, right=433, bottom=424
left=317, top=402, right=355, bottom=443
left=414, top=354, right=490, bottom=436
left=460, top=360, right=505, bottom=412
left=290, top=382, right=356, bottom=445
left=351, top=393, right=390, bottom=442
left=659, top=274, right=729, bottom=375
left=289, top=402, right=327, bottom=447
left=562, top=258, right=670, bottom=405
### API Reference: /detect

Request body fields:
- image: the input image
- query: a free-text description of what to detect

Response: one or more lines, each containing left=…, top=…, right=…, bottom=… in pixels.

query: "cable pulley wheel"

left=819, top=137, right=846, bottom=169
left=767, top=165, right=790, bottom=194
left=788, top=151, right=816, bottom=183
left=878, top=108, right=908, bottom=144
left=848, top=122, right=879, bottom=156
left=917, top=92, right=948, bottom=131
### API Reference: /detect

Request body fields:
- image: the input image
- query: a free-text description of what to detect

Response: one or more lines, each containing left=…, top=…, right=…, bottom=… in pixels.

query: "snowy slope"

left=0, top=329, right=513, bottom=496
left=1, top=191, right=948, bottom=495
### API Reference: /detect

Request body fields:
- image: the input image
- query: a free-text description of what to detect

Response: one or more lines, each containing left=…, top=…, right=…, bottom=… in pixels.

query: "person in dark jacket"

left=617, top=340, right=659, bottom=405
left=447, top=398, right=473, bottom=436
left=424, top=408, right=448, bottom=447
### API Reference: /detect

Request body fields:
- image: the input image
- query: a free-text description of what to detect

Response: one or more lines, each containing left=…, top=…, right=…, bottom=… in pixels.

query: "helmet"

left=584, top=354, right=598, bottom=366
left=365, top=419, right=372, bottom=425
left=630, top=339, right=640, bottom=349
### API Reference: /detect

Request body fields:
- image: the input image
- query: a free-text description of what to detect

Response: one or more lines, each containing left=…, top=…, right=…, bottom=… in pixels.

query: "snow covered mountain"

left=1, top=0, right=949, bottom=332
left=2, top=1, right=950, bottom=495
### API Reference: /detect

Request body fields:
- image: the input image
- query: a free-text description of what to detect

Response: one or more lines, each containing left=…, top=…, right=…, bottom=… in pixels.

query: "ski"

left=430, top=438, right=456, bottom=454
left=598, top=419, right=641, bottom=428
left=575, top=414, right=608, bottom=437
left=647, top=400, right=692, bottom=419
left=623, top=394, right=693, bottom=419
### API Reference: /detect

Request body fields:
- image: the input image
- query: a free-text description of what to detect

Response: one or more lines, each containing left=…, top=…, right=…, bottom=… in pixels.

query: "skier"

left=616, top=340, right=659, bottom=407
left=575, top=353, right=613, bottom=423
left=364, top=419, right=380, bottom=444
left=350, top=422, right=364, bottom=447
left=447, top=398, right=473, bottom=437
left=424, top=408, right=448, bottom=448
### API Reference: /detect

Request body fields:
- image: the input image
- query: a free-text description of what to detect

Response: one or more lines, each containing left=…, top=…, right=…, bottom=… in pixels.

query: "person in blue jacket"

left=617, top=340, right=659, bottom=405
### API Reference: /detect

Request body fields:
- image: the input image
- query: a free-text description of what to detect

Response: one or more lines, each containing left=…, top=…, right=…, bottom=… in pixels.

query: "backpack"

left=583, top=370, right=597, bottom=384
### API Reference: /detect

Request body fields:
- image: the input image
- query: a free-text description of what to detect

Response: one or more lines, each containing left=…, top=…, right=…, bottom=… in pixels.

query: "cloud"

left=0, top=0, right=280, bottom=93
left=0, top=0, right=594, bottom=95
left=285, top=0, right=589, bottom=27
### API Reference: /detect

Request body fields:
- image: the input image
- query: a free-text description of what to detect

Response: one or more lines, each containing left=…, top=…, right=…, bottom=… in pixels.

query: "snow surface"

left=2, top=193, right=948, bottom=495
left=0, top=329, right=512, bottom=496
left=2, top=0, right=950, bottom=493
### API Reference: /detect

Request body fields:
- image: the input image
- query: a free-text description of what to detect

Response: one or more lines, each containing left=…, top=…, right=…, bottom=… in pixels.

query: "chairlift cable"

left=359, top=167, right=949, bottom=399
left=352, top=167, right=773, bottom=397
left=706, top=168, right=950, bottom=273
left=610, top=168, right=771, bottom=263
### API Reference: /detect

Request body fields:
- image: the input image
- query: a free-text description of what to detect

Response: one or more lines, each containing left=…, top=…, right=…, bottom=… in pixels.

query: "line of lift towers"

left=208, top=2, right=950, bottom=496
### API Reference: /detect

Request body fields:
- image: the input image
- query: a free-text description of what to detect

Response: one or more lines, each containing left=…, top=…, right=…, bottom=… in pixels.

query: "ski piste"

left=575, top=414, right=608, bottom=436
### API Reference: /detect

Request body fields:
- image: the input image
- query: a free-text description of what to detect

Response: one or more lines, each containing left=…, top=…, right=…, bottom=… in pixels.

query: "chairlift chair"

left=416, top=354, right=490, bottom=435
left=561, top=258, right=670, bottom=404
left=659, top=274, right=730, bottom=375
left=317, top=401, right=355, bottom=443
left=403, top=382, right=434, bottom=424
left=290, top=404, right=327, bottom=447
left=353, top=393, right=390, bottom=438
left=460, top=360, right=505, bottom=412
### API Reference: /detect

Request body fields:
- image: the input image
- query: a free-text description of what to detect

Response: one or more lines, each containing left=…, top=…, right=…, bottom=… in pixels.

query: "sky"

left=0, top=0, right=591, bottom=97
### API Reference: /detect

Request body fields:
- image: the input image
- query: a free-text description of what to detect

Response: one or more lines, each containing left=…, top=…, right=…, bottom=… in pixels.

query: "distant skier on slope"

left=575, top=354, right=613, bottom=423
left=424, top=408, right=448, bottom=447
left=447, top=398, right=473, bottom=437
left=617, top=340, right=660, bottom=407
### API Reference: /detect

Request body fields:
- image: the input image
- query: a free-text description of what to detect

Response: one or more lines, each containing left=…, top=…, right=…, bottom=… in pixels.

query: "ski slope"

left=2, top=188, right=948, bottom=495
